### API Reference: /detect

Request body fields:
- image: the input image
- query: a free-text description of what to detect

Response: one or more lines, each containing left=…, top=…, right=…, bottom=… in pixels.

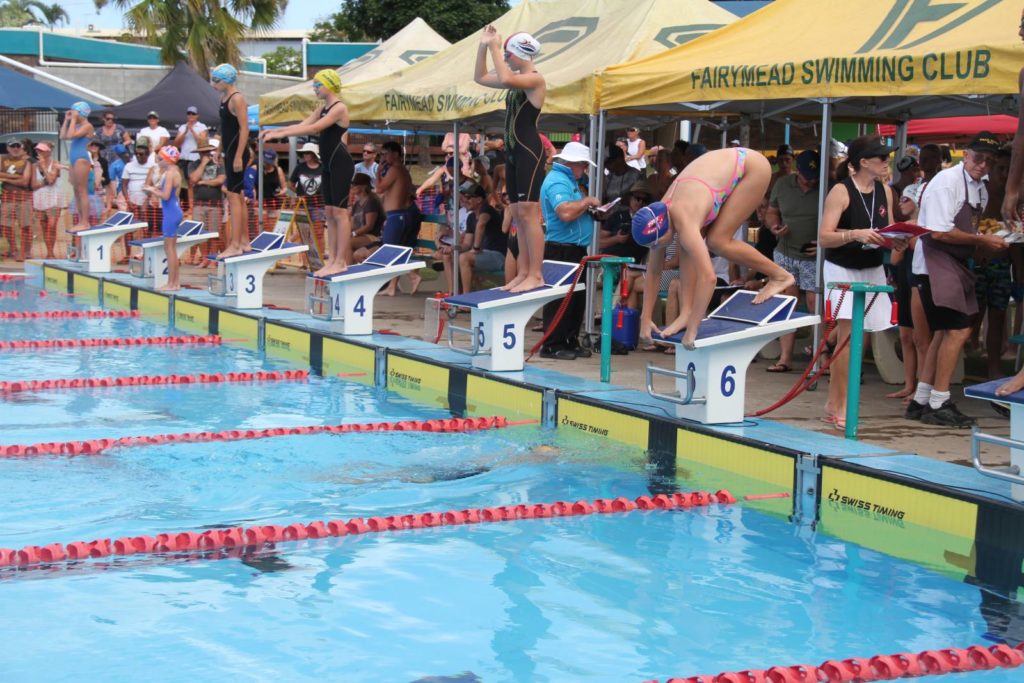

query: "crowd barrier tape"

left=0, top=415, right=533, bottom=458
left=0, top=310, right=139, bottom=320
left=0, top=334, right=221, bottom=351
left=0, top=490, right=738, bottom=570
left=0, top=369, right=309, bottom=395
left=642, top=642, right=1024, bottom=683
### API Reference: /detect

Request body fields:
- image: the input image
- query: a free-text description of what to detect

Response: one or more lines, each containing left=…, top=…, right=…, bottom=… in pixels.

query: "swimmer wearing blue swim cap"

left=631, top=202, right=671, bottom=248
left=61, top=102, right=96, bottom=232
left=210, top=63, right=237, bottom=85
left=210, top=62, right=251, bottom=259
left=71, top=101, right=91, bottom=118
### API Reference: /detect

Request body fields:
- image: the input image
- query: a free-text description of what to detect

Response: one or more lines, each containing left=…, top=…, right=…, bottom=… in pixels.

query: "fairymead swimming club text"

left=384, top=90, right=507, bottom=114
left=690, top=49, right=992, bottom=89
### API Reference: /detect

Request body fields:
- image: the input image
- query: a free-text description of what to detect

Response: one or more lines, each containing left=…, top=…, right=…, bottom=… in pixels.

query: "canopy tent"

left=597, top=0, right=1023, bottom=122
left=338, top=0, right=737, bottom=128
left=877, top=114, right=1018, bottom=139
left=104, top=62, right=221, bottom=130
left=259, top=18, right=451, bottom=126
left=0, top=65, right=97, bottom=110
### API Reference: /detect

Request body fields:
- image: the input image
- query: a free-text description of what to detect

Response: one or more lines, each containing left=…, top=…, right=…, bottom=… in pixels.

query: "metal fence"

left=0, top=110, right=59, bottom=136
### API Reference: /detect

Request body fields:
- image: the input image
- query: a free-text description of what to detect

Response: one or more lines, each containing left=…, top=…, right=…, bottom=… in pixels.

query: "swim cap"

left=158, top=145, right=180, bottom=163
left=71, top=101, right=91, bottom=117
left=211, top=63, right=238, bottom=84
left=313, top=69, right=342, bottom=95
left=632, top=202, right=670, bottom=248
left=504, top=32, right=541, bottom=60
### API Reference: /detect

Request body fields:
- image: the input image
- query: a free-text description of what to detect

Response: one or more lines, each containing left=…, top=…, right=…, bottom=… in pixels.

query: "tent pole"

left=813, top=99, right=832, bottom=371
left=288, top=136, right=297, bottom=178
left=451, top=120, right=461, bottom=296
left=584, top=112, right=603, bottom=337
left=894, top=119, right=908, bottom=157
left=784, top=117, right=791, bottom=145
left=257, top=128, right=264, bottom=233
left=720, top=117, right=727, bottom=149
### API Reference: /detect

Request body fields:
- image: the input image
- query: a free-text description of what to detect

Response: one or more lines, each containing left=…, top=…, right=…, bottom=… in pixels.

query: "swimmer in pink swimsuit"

left=635, top=147, right=795, bottom=348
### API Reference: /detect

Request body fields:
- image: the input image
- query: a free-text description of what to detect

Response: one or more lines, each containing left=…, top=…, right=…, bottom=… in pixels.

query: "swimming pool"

left=1, top=275, right=1022, bottom=682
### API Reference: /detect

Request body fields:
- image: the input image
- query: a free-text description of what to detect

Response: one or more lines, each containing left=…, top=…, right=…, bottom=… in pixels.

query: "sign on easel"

left=273, top=199, right=323, bottom=271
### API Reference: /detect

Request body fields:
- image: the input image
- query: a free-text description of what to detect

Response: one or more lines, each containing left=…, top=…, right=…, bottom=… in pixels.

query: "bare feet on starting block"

left=317, top=262, right=348, bottom=278
left=219, top=247, right=243, bottom=259
left=156, top=284, right=180, bottom=292
left=753, top=273, right=795, bottom=304
left=509, top=274, right=544, bottom=293
left=500, top=273, right=528, bottom=291
left=68, top=224, right=89, bottom=233
left=995, top=373, right=1024, bottom=397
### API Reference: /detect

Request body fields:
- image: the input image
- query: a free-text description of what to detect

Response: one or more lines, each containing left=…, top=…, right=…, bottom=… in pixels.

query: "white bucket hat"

left=554, top=141, right=595, bottom=166
left=299, top=142, right=320, bottom=158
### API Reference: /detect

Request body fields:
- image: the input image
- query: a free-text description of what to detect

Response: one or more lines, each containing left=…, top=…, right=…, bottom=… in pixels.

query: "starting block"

left=444, top=260, right=582, bottom=372
left=66, top=211, right=148, bottom=273
left=965, top=380, right=1024, bottom=501
left=646, top=290, right=819, bottom=424
left=305, top=245, right=424, bottom=334
left=128, top=220, right=219, bottom=288
left=207, top=231, right=308, bottom=309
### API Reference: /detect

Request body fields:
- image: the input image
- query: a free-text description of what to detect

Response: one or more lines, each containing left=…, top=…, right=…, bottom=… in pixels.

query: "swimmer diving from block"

left=632, top=148, right=795, bottom=349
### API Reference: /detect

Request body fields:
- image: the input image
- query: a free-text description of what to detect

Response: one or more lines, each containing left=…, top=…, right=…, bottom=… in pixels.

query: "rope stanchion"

left=0, top=310, right=139, bottom=320
left=0, top=489, right=738, bottom=571
left=526, top=254, right=613, bottom=361
left=642, top=642, right=1024, bottom=683
left=0, top=415, right=534, bottom=458
left=0, top=369, right=309, bottom=395
left=0, top=334, right=221, bottom=351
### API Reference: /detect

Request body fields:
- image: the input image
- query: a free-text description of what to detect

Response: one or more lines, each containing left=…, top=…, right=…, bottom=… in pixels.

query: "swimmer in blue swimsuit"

left=146, top=146, right=183, bottom=291
left=474, top=26, right=547, bottom=293
left=61, top=102, right=95, bottom=232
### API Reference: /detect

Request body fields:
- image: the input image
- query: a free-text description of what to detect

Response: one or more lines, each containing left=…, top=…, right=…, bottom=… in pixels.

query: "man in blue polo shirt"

left=539, top=141, right=601, bottom=360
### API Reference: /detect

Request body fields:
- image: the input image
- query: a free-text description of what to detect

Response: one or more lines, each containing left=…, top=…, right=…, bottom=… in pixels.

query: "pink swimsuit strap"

left=674, top=148, right=748, bottom=227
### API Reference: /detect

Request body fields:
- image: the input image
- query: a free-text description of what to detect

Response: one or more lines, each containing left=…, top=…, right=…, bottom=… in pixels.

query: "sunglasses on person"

left=104, top=116, right=115, bottom=122
left=312, top=82, right=323, bottom=90
left=362, top=149, right=375, bottom=155
left=186, top=112, right=198, bottom=116
left=135, top=150, right=148, bottom=156
left=7, top=141, right=22, bottom=149
left=971, top=151, right=996, bottom=166
left=211, top=77, right=222, bottom=84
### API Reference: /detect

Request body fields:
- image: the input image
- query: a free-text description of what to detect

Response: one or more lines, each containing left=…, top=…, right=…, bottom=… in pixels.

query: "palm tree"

left=0, top=0, right=65, bottom=27
left=92, top=0, right=288, bottom=75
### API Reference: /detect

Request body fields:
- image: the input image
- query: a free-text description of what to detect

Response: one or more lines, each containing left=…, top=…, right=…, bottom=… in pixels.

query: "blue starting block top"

left=249, top=232, right=285, bottom=252
left=130, top=220, right=206, bottom=246
left=308, top=245, right=415, bottom=280
left=965, top=378, right=1024, bottom=405
left=445, top=261, right=579, bottom=308
left=81, top=211, right=135, bottom=233
left=709, top=290, right=795, bottom=325
left=654, top=311, right=816, bottom=343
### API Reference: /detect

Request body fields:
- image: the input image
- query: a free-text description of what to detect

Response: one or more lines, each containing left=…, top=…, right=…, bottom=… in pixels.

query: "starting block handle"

left=645, top=362, right=705, bottom=406
left=971, top=428, right=1024, bottom=486
left=447, top=318, right=482, bottom=356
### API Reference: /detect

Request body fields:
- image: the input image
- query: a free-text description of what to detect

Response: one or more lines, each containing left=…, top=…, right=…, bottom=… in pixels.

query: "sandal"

left=766, top=362, right=791, bottom=373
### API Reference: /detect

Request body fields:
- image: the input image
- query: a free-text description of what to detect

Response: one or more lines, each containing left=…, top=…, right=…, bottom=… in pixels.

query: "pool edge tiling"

left=26, top=260, right=1024, bottom=596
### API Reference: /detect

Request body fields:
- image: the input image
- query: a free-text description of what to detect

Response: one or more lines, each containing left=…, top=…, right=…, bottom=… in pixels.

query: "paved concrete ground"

left=2, top=257, right=1013, bottom=466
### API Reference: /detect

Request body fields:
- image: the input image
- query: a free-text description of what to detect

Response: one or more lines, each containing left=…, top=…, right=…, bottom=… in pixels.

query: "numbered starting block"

left=207, top=232, right=308, bottom=309
left=965, top=380, right=1024, bottom=501
left=647, top=290, right=819, bottom=424
left=444, top=260, right=583, bottom=372
left=66, top=211, right=148, bottom=273
left=306, top=245, right=424, bottom=334
left=128, top=220, right=218, bottom=288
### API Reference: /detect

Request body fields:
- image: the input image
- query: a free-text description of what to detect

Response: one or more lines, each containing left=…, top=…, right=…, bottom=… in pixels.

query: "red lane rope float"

left=0, top=369, right=309, bottom=395
left=0, top=415, right=535, bottom=458
left=0, top=274, right=27, bottom=282
left=0, top=290, right=20, bottom=299
left=0, top=334, right=221, bottom=351
left=642, top=642, right=1024, bottom=683
left=0, top=310, right=139, bottom=320
left=0, top=489, right=738, bottom=570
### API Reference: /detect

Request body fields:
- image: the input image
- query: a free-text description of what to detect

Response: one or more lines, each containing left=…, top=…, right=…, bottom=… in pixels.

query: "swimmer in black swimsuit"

left=474, top=25, right=547, bottom=293
left=262, top=69, right=354, bottom=276
left=211, top=64, right=251, bottom=258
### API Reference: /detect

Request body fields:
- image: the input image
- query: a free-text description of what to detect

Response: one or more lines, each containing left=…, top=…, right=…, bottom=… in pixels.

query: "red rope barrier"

left=0, top=334, right=221, bottom=351
left=0, top=489, right=737, bottom=570
left=0, top=310, right=139, bottom=320
left=642, top=642, right=1024, bottom=683
left=0, top=369, right=309, bottom=395
left=0, top=415, right=533, bottom=458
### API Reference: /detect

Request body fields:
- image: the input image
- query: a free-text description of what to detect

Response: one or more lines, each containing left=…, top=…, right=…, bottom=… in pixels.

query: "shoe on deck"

left=904, top=400, right=927, bottom=421
left=920, top=400, right=975, bottom=428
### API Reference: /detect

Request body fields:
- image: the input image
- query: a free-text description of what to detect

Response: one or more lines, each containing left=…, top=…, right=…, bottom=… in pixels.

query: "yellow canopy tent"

left=259, top=18, right=451, bottom=126
left=339, top=0, right=737, bottom=126
left=599, top=0, right=1023, bottom=119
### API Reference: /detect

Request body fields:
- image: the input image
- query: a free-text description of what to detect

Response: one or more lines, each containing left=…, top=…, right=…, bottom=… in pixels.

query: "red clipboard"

left=877, top=222, right=930, bottom=239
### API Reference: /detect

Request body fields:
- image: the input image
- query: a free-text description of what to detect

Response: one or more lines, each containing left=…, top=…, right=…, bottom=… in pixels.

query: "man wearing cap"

left=122, top=139, right=156, bottom=237
left=455, top=182, right=505, bottom=293
left=354, top=143, right=378, bottom=189
left=892, top=155, right=922, bottom=220
left=139, top=112, right=169, bottom=150
left=769, top=144, right=795, bottom=193
left=538, top=141, right=601, bottom=360
left=765, top=149, right=821, bottom=373
left=188, top=139, right=225, bottom=265
left=0, top=139, right=33, bottom=258
left=906, top=132, right=1008, bottom=427
left=174, top=106, right=208, bottom=206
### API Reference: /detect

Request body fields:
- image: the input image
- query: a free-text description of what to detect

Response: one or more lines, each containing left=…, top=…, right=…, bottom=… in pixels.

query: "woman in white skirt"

left=31, top=142, right=65, bottom=259
left=819, top=135, right=906, bottom=429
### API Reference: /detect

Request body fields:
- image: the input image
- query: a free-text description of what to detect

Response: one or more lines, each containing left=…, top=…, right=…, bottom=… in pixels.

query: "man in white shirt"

left=354, top=142, right=378, bottom=189
left=174, top=106, right=208, bottom=163
left=907, top=132, right=1007, bottom=427
left=138, top=111, right=170, bottom=149
left=122, top=140, right=156, bottom=234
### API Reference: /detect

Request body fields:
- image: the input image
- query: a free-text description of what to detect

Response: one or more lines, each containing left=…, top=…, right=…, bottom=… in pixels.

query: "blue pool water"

left=1, top=277, right=1022, bottom=682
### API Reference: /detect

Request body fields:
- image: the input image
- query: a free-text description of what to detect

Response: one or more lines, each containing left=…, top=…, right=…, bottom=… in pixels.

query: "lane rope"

left=0, top=490, right=738, bottom=570
left=0, top=415, right=533, bottom=457
left=0, top=334, right=221, bottom=351
left=0, top=369, right=309, bottom=395
left=0, top=310, right=139, bottom=320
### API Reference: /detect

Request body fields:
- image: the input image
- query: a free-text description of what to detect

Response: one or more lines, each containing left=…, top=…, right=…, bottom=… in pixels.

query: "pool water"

left=1, top=276, right=1022, bottom=682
